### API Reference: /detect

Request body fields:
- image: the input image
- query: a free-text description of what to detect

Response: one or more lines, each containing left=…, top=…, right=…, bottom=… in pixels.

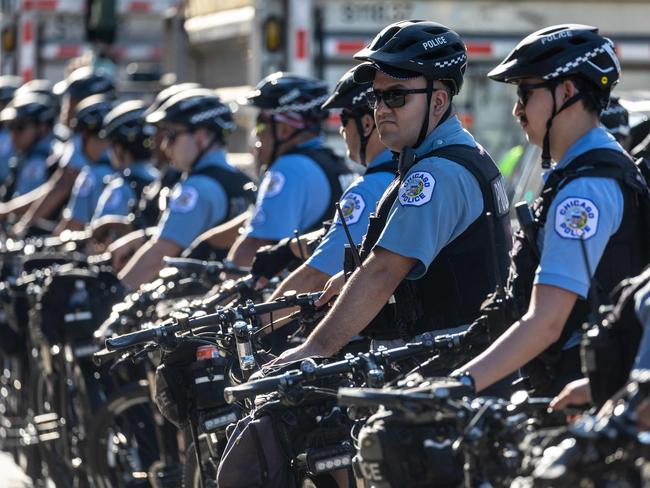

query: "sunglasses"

left=162, top=128, right=192, bottom=144
left=367, top=88, right=429, bottom=109
left=516, top=81, right=553, bottom=107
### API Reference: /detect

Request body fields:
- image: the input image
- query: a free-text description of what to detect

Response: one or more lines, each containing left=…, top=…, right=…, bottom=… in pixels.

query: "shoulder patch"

left=554, top=196, right=599, bottom=240
left=170, top=185, right=199, bottom=213
left=336, top=192, right=366, bottom=226
left=260, top=170, right=285, bottom=198
left=398, top=171, right=435, bottom=206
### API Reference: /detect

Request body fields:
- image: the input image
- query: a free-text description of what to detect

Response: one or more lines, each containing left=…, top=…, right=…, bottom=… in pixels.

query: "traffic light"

left=85, top=0, right=117, bottom=44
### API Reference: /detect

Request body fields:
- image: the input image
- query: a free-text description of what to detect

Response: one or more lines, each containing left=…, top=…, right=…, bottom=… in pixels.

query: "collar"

left=193, top=149, right=229, bottom=172
left=413, top=115, right=475, bottom=159
left=556, top=126, right=623, bottom=170
left=26, top=133, right=54, bottom=157
left=294, top=136, right=324, bottom=150
left=124, top=160, right=151, bottom=176
left=367, top=148, right=393, bottom=169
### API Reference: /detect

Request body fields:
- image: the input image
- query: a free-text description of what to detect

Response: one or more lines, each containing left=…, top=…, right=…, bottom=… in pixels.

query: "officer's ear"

left=431, top=88, right=450, bottom=118
left=560, top=79, right=579, bottom=105
left=361, top=113, right=375, bottom=137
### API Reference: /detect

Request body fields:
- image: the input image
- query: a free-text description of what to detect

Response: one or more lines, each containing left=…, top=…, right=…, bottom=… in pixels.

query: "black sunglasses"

left=162, top=128, right=192, bottom=144
left=516, top=81, right=554, bottom=107
left=367, top=88, right=429, bottom=109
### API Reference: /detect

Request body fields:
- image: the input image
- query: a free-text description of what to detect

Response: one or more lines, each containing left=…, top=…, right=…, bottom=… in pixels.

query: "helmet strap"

left=268, top=115, right=317, bottom=166
left=414, top=78, right=434, bottom=149
left=189, top=131, right=216, bottom=170
left=541, top=81, right=584, bottom=169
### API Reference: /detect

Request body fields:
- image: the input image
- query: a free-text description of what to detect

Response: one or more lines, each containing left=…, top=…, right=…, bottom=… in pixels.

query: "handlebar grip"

left=105, top=323, right=177, bottom=351
left=163, top=257, right=221, bottom=273
left=224, top=372, right=301, bottom=403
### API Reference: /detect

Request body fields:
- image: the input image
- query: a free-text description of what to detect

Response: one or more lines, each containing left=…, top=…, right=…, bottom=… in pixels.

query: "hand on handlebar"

left=315, top=271, right=344, bottom=307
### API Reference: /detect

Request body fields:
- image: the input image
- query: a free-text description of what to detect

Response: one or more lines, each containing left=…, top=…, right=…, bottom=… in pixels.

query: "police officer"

left=452, top=24, right=650, bottom=396
left=257, top=65, right=396, bottom=301
left=11, top=67, right=114, bottom=236
left=0, top=76, right=22, bottom=185
left=106, top=83, right=200, bottom=268
left=56, top=94, right=114, bottom=233
left=0, top=92, right=56, bottom=201
left=89, top=100, right=159, bottom=248
left=200, top=73, right=356, bottom=267
left=117, top=89, right=254, bottom=289
left=600, top=96, right=631, bottom=150
left=270, top=20, right=511, bottom=364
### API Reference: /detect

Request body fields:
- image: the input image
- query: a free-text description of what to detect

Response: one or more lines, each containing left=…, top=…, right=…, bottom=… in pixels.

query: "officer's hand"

left=315, top=271, right=345, bottom=307
left=550, top=377, right=592, bottom=411
left=263, top=343, right=315, bottom=369
left=251, top=238, right=296, bottom=281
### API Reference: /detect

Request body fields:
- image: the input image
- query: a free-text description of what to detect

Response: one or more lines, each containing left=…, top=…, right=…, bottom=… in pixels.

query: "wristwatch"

left=452, top=371, right=476, bottom=393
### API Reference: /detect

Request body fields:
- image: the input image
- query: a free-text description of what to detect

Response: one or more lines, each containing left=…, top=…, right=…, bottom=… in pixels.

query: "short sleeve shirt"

left=245, top=137, right=332, bottom=241
left=534, top=127, right=625, bottom=299
left=65, top=153, right=114, bottom=224
left=374, top=115, right=485, bottom=279
left=93, top=161, right=159, bottom=219
left=156, top=150, right=232, bottom=249
left=306, top=149, right=395, bottom=276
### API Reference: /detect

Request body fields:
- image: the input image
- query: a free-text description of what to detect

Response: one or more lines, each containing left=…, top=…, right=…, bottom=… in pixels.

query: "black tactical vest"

left=510, top=149, right=650, bottom=390
left=283, top=146, right=358, bottom=231
left=359, top=144, right=512, bottom=340
left=192, top=164, right=257, bottom=222
left=135, top=167, right=182, bottom=229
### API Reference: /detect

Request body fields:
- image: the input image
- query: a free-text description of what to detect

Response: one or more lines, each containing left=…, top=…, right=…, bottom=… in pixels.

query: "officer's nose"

left=513, top=100, right=524, bottom=118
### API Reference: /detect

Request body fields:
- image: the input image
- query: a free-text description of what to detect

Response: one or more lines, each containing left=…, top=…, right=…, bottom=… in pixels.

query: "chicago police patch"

left=554, top=197, right=599, bottom=239
left=336, top=192, right=365, bottom=226
left=260, top=171, right=285, bottom=198
left=170, top=186, right=199, bottom=213
left=398, top=171, right=435, bottom=206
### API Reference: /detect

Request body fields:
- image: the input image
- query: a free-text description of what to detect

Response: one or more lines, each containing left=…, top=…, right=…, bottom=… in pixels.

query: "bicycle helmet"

left=70, top=94, right=114, bottom=133
left=101, top=100, right=154, bottom=160
left=353, top=20, right=467, bottom=148
left=54, top=66, right=115, bottom=100
left=322, top=65, right=375, bottom=164
left=0, top=92, right=58, bottom=125
left=240, top=72, right=329, bottom=162
left=144, top=82, right=201, bottom=118
left=489, top=24, right=620, bottom=167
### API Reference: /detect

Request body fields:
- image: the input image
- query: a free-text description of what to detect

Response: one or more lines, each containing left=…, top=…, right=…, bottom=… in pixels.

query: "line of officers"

left=2, top=20, right=650, bottom=430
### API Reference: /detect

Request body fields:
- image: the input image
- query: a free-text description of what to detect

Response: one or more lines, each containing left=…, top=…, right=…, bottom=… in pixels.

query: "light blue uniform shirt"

left=306, top=149, right=395, bottom=276
left=65, top=153, right=114, bottom=224
left=245, top=137, right=332, bottom=241
left=375, top=115, right=484, bottom=279
left=534, top=127, right=625, bottom=299
left=13, top=134, right=53, bottom=196
left=93, top=160, right=159, bottom=219
left=59, top=134, right=88, bottom=171
left=0, top=129, right=13, bottom=183
left=156, top=150, right=232, bottom=249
